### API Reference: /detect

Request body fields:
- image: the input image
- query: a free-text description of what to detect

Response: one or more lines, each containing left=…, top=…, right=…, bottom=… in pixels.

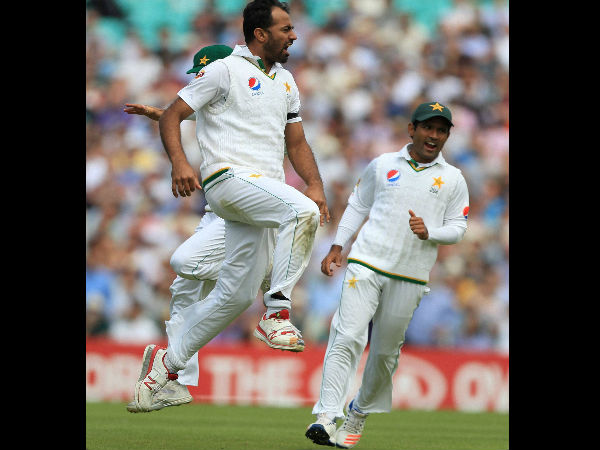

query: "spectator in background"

left=109, top=300, right=164, bottom=344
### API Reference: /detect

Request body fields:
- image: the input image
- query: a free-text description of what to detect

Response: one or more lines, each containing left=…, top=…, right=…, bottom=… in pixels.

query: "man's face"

left=263, top=7, right=297, bottom=64
left=407, top=117, right=451, bottom=163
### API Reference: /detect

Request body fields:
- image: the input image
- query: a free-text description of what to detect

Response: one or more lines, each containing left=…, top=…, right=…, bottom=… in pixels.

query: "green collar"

left=242, top=57, right=277, bottom=80
left=407, top=159, right=431, bottom=172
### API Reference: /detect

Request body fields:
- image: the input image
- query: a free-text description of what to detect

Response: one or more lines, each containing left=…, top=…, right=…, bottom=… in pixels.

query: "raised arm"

left=284, top=121, right=330, bottom=225
left=158, top=97, right=201, bottom=198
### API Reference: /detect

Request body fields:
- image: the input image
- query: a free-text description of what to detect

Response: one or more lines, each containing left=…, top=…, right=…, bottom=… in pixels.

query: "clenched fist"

left=408, top=209, right=429, bottom=240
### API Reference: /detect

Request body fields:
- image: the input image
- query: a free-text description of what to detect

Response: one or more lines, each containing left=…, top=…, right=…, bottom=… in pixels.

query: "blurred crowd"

left=86, top=0, right=508, bottom=353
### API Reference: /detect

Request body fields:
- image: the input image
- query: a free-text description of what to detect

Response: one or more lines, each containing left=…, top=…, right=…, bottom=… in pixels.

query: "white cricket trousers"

left=312, top=263, right=429, bottom=419
left=166, top=211, right=224, bottom=385
left=165, top=167, right=320, bottom=370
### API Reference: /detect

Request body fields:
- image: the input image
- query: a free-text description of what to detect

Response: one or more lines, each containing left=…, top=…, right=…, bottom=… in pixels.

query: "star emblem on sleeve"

left=284, top=81, right=291, bottom=92
left=348, top=276, right=358, bottom=288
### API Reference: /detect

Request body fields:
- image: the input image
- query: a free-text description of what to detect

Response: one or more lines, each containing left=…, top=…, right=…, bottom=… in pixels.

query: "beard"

left=264, top=39, right=289, bottom=64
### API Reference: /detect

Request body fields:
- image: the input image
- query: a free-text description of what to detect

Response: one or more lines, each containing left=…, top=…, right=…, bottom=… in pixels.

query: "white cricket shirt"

left=333, top=145, right=469, bottom=284
left=177, top=45, right=302, bottom=183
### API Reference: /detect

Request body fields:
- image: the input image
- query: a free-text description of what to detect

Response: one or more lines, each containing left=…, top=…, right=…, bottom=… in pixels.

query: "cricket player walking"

left=305, top=102, right=469, bottom=448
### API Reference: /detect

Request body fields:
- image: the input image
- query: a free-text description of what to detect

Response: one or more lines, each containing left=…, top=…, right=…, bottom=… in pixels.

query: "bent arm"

left=332, top=201, right=370, bottom=249
left=428, top=174, right=469, bottom=244
left=285, top=121, right=323, bottom=186
left=158, top=97, right=201, bottom=197
left=427, top=220, right=466, bottom=244
left=285, top=121, right=330, bottom=224
left=158, top=97, right=195, bottom=165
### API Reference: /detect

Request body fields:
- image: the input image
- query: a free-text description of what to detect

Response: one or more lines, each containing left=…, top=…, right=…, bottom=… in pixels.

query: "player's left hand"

left=304, top=183, right=330, bottom=226
left=408, top=209, right=429, bottom=240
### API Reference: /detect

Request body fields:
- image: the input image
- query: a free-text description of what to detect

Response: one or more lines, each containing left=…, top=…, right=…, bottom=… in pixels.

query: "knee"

left=331, top=331, right=367, bottom=354
left=170, top=250, right=186, bottom=277
left=301, top=200, right=320, bottom=221
left=296, top=201, right=320, bottom=230
left=224, top=291, right=255, bottom=313
left=369, top=345, right=403, bottom=368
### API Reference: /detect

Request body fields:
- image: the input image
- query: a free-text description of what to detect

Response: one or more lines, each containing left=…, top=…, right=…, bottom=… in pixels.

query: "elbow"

left=157, top=111, right=168, bottom=131
left=158, top=107, right=181, bottom=126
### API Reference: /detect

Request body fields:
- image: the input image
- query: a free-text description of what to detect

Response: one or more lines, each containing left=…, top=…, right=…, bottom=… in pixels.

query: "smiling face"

left=262, top=6, right=297, bottom=64
left=407, top=117, right=451, bottom=163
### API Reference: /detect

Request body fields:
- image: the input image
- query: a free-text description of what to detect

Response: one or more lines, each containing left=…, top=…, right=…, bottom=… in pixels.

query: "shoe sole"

left=148, top=395, right=193, bottom=411
left=127, top=345, right=158, bottom=412
left=253, top=328, right=305, bottom=352
left=133, top=345, right=164, bottom=411
left=305, top=424, right=335, bottom=447
left=137, top=344, right=157, bottom=382
left=127, top=395, right=192, bottom=413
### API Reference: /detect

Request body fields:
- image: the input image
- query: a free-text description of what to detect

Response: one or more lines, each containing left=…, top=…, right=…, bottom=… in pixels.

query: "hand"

left=321, top=245, right=342, bottom=276
left=408, top=209, right=429, bottom=240
left=304, top=183, right=330, bottom=226
left=171, top=160, right=202, bottom=198
left=123, top=103, right=162, bottom=121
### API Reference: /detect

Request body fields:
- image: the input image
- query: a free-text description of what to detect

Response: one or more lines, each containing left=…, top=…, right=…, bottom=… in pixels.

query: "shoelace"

left=317, top=413, right=335, bottom=425
left=342, top=410, right=366, bottom=434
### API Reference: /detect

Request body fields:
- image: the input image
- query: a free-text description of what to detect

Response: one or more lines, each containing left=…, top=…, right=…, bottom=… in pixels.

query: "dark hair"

left=243, top=0, right=290, bottom=44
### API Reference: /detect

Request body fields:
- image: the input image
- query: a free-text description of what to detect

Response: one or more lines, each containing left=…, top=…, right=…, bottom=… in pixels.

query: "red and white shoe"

left=127, top=379, right=192, bottom=413
left=133, top=345, right=179, bottom=412
left=253, top=309, right=305, bottom=352
left=335, top=401, right=368, bottom=448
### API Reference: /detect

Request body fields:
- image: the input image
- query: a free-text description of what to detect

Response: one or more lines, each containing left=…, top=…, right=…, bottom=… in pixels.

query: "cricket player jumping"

left=132, top=0, right=329, bottom=413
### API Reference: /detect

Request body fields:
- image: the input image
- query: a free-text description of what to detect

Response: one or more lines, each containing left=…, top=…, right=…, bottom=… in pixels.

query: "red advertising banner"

left=86, top=339, right=508, bottom=412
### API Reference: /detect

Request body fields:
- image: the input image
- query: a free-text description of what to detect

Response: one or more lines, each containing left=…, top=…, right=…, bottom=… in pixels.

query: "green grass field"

left=86, top=402, right=508, bottom=450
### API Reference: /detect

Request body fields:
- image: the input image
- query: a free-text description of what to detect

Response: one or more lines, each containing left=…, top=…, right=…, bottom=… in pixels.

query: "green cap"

left=186, top=44, right=233, bottom=74
left=411, top=101, right=454, bottom=126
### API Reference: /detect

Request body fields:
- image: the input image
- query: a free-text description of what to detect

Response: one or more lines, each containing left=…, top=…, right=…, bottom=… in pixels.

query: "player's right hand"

left=123, top=103, right=162, bottom=121
left=321, top=245, right=343, bottom=276
left=171, top=161, right=202, bottom=198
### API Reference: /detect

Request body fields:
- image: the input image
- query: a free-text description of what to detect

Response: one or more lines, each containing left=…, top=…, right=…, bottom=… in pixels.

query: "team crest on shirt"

left=463, top=206, right=469, bottom=219
left=386, top=169, right=401, bottom=186
left=429, top=176, right=444, bottom=195
left=248, top=77, right=264, bottom=96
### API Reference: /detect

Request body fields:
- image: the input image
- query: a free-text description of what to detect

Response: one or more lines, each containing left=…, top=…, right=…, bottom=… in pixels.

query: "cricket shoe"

left=133, top=345, right=179, bottom=412
left=335, top=400, right=368, bottom=448
left=305, top=413, right=337, bottom=446
left=253, top=309, right=305, bottom=352
left=127, top=379, right=192, bottom=413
